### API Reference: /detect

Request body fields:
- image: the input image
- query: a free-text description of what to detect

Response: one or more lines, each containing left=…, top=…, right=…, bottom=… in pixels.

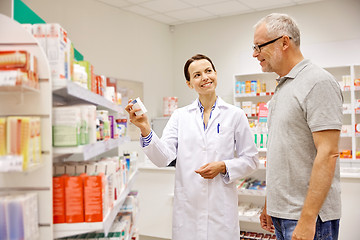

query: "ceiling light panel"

left=97, top=0, right=130, bottom=8
left=201, top=1, right=250, bottom=16
left=140, top=0, right=191, bottom=12
left=123, top=5, right=156, bottom=16
left=166, top=8, right=213, bottom=21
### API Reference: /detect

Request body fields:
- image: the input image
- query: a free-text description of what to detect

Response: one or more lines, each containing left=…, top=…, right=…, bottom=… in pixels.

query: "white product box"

left=131, top=97, right=147, bottom=116
left=46, top=23, right=69, bottom=89
left=32, top=24, right=47, bottom=52
left=53, top=106, right=81, bottom=147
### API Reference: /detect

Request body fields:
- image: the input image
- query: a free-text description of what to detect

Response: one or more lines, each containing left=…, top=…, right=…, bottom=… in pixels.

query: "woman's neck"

left=199, top=94, right=217, bottom=111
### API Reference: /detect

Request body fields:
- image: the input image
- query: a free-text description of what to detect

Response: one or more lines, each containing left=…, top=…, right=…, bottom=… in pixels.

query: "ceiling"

left=96, top=0, right=325, bottom=25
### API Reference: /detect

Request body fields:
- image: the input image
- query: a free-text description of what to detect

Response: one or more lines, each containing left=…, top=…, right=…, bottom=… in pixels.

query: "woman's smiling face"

left=187, top=59, right=217, bottom=96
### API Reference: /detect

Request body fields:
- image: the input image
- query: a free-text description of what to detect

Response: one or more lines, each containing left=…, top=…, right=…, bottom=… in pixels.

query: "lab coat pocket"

left=216, top=126, right=234, bottom=157
left=172, top=187, right=187, bottom=229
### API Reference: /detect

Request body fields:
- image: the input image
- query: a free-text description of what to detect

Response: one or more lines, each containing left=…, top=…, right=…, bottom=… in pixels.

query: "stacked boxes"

left=0, top=193, right=39, bottom=240
left=53, top=154, right=136, bottom=225
left=0, top=117, right=42, bottom=171
left=0, top=51, right=39, bottom=89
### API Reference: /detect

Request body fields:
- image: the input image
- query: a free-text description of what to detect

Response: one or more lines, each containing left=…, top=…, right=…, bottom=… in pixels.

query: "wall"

left=172, top=0, right=360, bottom=107
left=21, top=0, right=174, bottom=119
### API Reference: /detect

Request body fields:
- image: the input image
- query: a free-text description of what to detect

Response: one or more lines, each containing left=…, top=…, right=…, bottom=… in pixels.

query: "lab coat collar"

left=188, top=96, right=227, bottom=111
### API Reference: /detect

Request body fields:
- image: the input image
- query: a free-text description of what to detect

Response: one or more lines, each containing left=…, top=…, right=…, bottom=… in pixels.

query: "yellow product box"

left=77, top=60, right=95, bottom=93
left=0, top=118, right=6, bottom=156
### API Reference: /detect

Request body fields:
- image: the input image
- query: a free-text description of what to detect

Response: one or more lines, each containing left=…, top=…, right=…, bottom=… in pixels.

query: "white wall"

left=22, top=0, right=174, bottom=119
left=20, top=0, right=360, bottom=113
left=172, top=0, right=360, bottom=107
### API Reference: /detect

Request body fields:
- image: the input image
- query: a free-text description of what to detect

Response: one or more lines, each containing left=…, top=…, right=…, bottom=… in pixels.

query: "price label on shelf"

left=0, top=70, right=17, bottom=86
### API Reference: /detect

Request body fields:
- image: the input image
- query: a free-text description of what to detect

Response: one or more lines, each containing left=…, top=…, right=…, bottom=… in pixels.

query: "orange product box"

left=96, top=75, right=106, bottom=96
left=64, top=175, right=84, bottom=223
left=53, top=175, right=66, bottom=224
left=0, top=51, right=30, bottom=71
left=245, top=80, right=251, bottom=93
left=83, top=173, right=106, bottom=222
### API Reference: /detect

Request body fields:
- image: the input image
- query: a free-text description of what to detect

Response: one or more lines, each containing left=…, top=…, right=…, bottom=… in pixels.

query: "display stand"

left=0, top=13, right=53, bottom=239
left=0, top=13, right=135, bottom=239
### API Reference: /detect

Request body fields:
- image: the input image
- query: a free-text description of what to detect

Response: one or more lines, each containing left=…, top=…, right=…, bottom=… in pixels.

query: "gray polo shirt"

left=266, top=59, right=343, bottom=221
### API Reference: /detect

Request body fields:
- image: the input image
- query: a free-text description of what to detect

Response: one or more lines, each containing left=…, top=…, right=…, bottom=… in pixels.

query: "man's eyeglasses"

left=252, top=35, right=291, bottom=53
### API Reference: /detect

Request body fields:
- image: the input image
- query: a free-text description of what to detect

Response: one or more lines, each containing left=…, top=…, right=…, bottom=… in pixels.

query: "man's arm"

left=292, top=129, right=340, bottom=240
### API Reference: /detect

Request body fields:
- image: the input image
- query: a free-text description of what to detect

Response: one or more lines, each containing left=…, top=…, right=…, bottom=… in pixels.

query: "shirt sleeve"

left=222, top=165, right=230, bottom=182
left=140, top=130, right=153, bottom=148
left=304, top=79, right=343, bottom=132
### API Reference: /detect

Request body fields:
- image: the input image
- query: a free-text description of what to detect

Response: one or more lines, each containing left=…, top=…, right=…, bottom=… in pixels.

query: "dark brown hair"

left=184, top=54, right=216, bottom=81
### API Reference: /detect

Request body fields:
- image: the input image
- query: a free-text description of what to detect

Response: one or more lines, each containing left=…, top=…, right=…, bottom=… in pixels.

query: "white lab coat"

left=142, top=97, right=258, bottom=240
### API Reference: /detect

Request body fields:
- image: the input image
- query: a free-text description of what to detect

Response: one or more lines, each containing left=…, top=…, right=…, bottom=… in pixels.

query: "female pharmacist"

left=125, top=54, right=258, bottom=240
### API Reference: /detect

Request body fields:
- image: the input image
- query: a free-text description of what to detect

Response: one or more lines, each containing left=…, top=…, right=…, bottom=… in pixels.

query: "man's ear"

left=282, top=35, right=291, bottom=50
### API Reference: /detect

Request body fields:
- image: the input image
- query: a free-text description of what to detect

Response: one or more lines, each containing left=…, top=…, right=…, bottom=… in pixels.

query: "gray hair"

left=254, top=13, right=300, bottom=46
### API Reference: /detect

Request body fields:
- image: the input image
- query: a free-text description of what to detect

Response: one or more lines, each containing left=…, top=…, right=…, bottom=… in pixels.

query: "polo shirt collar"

left=277, top=59, right=310, bottom=84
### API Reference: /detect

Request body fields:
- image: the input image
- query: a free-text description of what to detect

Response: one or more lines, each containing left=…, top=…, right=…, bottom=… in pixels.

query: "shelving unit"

left=53, top=81, right=123, bottom=113
left=0, top=13, right=135, bottom=239
left=53, top=136, right=130, bottom=161
left=0, top=13, right=53, bottom=239
left=53, top=171, right=138, bottom=239
left=234, top=64, right=360, bottom=234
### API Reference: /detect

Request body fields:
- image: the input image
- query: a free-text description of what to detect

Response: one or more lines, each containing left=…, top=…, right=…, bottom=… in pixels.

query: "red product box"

left=83, top=173, right=105, bottom=222
left=53, top=175, right=66, bottom=223
left=64, top=175, right=84, bottom=223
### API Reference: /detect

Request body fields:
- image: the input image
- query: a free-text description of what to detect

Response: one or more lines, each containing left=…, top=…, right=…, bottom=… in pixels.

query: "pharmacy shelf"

left=53, top=136, right=130, bottom=161
left=340, top=167, right=360, bottom=178
left=0, top=84, right=40, bottom=93
left=53, top=81, right=122, bottom=113
left=238, top=189, right=266, bottom=197
left=53, top=170, right=138, bottom=239
left=235, top=92, right=274, bottom=98
left=0, top=155, right=45, bottom=173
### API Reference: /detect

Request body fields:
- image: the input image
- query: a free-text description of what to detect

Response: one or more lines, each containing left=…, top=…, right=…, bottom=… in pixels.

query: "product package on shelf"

left=77, top=60, right=95, bottom=93
left=0, top=118, right=6, bottom=156
left=3, top=116, right=42, bottom=171
left=46, top=24, right=72, bottom=89
left=105, top=77, right=117, bottom=104
left=52, top=106, right=81, bottom=147
left=72, top=63, right=88, bottom=89
left=83, top=173, right=106, bottom=222
left=0, top=51, right=39, bottom=89
left=240, top=231, right=276, bottom=240
left=53, top=175, right=66, bottom=224
left=0, top=193, right=39, bottom=240
left=163, top=97, right=178, bottom=117
left=64, top=174, right=84, bottom=223
left=52, top=153, right=137, bottom=226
